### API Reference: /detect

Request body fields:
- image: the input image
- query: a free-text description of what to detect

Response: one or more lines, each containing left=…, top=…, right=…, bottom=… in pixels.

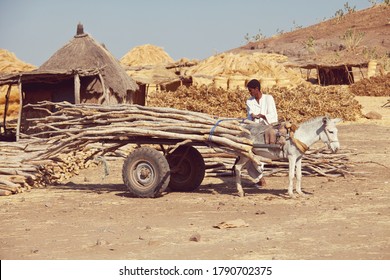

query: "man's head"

left=247, top=79, right=262, bottom=98
left=247, top=79, right=261, bottom=91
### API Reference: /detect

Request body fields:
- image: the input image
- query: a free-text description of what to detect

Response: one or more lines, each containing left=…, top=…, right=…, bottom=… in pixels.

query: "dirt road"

left=0, top=97, right=389, bottom=260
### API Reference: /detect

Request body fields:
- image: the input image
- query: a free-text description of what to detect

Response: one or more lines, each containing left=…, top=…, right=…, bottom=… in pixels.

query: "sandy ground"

left=0, top=97, right=389, bottom=260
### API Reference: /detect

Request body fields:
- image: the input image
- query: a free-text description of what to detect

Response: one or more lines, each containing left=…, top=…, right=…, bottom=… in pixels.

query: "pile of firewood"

left=23, top=101, right=257, bottom=162
left=0, top=140, right=47, bottom=195
left=0, top=139, right=103, bottom=195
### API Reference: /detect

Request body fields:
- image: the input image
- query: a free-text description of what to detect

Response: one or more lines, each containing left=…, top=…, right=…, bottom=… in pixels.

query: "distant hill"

left=231, top=4, right=390, bottom=69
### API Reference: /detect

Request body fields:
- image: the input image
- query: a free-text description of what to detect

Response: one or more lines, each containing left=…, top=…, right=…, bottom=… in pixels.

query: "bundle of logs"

left=22, top=101, right=256, bottom=160
left=0, top=101, right=355, bottom=196
left=0, top=140, right=48, bottom=195
left=0, top=139, right=103, bottom=195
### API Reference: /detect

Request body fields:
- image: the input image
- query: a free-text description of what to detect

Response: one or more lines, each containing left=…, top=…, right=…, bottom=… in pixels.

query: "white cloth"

left=246, top=94, right=278, bottom=125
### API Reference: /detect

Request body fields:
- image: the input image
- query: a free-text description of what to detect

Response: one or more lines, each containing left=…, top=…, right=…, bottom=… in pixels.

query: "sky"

left=0, top=0, right=374, bottom=67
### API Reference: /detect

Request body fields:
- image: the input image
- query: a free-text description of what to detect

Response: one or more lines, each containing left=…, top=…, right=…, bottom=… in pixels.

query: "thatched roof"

left=39, top=24, right=138, bottom=97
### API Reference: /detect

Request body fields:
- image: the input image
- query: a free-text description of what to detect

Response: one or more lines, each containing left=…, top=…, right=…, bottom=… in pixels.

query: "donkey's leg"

left=295, top=156, right=305, bottom=196
left=288, top=155, right=297, bottom=198
left=234, top=157, right=246, bottom=197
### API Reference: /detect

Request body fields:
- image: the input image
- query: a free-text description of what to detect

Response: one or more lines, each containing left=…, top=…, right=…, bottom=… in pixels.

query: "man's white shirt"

left=246, top=94, right=278, bottom=125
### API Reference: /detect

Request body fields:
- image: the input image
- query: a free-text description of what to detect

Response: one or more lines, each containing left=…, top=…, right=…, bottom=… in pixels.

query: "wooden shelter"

left=296, top=62, right=369, bottom=86
left=0, top=24, right=139, bottom=139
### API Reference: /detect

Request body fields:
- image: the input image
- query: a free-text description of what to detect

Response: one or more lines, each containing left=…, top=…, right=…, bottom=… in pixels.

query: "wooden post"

left=74, top=73, right=80, bottom=104
left=98, top=72, right=107, bottom=104
left=359, top=66, right=365, bottom=79
left=2, top=85, right=12, bottom=134
left=345, top=65, right=354, bottom=84
left=16, top=78, right=22, bottom=141
left=317, top=66, right=321, bottom=85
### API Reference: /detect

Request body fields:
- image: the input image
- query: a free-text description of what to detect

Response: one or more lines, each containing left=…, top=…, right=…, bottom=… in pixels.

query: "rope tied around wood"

left=208, top=118, right=246, bottom=142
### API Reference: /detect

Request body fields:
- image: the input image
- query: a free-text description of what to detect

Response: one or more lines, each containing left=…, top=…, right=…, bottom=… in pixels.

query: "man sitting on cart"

left=246, top=79, right=279, bottom=187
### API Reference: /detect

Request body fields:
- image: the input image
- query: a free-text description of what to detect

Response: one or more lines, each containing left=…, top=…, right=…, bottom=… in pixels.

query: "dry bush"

left=148, top=84, right=362, bottom=123
left=350, top=73, right=390, bottom=96
left=148, top=85, right=247, bottom=119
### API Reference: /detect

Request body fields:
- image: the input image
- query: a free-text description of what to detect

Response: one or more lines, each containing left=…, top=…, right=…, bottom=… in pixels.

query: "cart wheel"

left=122, top=147, right=170, bottom=198
left=167, top=145, right=205, bottom=192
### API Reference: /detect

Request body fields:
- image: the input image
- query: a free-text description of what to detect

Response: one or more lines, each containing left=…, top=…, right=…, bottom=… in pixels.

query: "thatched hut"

left=0, top=24, right=139, bottom=139
left=38, top=23, right=139, bottom=104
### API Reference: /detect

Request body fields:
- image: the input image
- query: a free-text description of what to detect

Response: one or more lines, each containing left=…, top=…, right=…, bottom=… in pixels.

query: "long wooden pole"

left=74, top=73, right=80, bottom=104
left=16, top=77, right=22, bottom=141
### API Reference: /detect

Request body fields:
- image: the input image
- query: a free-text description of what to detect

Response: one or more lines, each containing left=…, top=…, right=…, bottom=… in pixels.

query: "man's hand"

left=252, top=113, right=265, bottom=120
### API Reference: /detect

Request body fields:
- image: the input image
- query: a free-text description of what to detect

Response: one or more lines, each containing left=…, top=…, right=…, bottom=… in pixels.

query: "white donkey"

left=234, top=116, right=341, bottom=198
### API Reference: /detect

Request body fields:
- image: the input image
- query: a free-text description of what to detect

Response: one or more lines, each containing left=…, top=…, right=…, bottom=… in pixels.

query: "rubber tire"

left=122, top=147, right=170, bottom=198
left=166, top=145, right=205, bottom=192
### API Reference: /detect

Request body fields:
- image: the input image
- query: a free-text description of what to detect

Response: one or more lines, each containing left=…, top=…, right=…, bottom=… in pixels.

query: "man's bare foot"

left=255, top=177, right=267, bottom=189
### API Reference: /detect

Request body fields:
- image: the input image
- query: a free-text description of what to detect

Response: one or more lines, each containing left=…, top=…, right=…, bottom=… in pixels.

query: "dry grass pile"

left=273, top=85, right=362, bottom=123
left=148, top=84, right=362, bottom=123
left=184, top=52, right=305, bottom=86
left=149, top=85, right=248, bottom=118
left=0, top=49, right=36, bottom=119
left=120, top=45, right=179, bottom=84
left=350, top=73, right=390, bottom=96
left=0, top=49, right=36, bottom=73
left=120, top=44, right=175, bottom=67
left=0, top=86, right=19, bottom=119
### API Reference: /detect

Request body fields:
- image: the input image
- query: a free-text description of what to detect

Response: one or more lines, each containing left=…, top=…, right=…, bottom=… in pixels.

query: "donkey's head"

left=320, top=117, right=341, bottom=153
left=242, top=122, right=269, bottom=145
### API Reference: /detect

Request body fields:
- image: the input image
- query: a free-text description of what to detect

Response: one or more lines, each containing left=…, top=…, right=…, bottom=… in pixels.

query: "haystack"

left=120, top=44, right=175, bottom=67
left=121, top=44, right=178, bottom=84
left=0, top=49, right=36, bottom=128
left=0, top=49, right=36, bottom=74
left=120, top=44, right=182, bottom=97
left=184, top=52, right=306, bottom=89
